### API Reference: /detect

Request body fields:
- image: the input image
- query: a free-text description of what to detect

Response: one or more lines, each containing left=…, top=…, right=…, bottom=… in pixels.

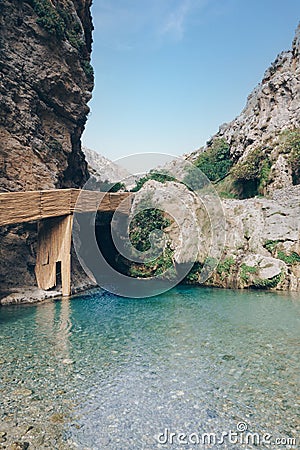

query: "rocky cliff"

left=83, top=147, right=140, bottom=190
left=1, top=14, right=299, bottom=301
left=190, top=23, right=300, bottom=163
left=0, top=0, right=94, bottom=303
left=187, top=23, right=300, bottom=196
left=0, top=0, right=94, bottom=191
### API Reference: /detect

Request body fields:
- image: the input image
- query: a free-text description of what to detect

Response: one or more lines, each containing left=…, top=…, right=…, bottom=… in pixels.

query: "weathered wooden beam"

left=0, top=191, right=42, bottom=225
left=0, top=189, right=134, bottom=226
left=70, top=190, right=133, bottom=214
left=0, top=189, right=73, bottom=226
left=35, top=215, right=73, bottom=297
left=40, top=189, right=72, bottom=218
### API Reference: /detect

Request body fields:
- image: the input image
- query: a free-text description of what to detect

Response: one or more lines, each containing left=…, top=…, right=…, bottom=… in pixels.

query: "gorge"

left=0, top=6, right=299, bottom=302
left=0, top=4, right=299, bottom=450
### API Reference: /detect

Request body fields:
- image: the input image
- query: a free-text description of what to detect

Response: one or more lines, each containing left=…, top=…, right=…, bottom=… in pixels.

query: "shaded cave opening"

left=94, top=212, right=129, bottom=277
left=56, top=261, right=62, bottom=289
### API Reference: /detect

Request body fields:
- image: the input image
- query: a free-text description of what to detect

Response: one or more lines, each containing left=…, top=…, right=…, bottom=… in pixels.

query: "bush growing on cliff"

left=29, top=0, right=65, bottom=37
left=28, top=0, right=94, bottom=83
left=87, top=174, right=125, bottom=192
left=29, top=0, right=86, bottom=53
left=185, top=262, right=203, bottom=282
left=216, top=129, right=299, bottom=197
left=240, top=263, right=258, bottom=282
left=231, top=147, right=271, bottom=197
left=184, top=257, right=218, bottom=283
left=81, top=61, right=94, bottom=81
left=100, top=181, right=125, bottom=192
left=182, top=166, right=206, bottom=190
left=216, top=256, right=235, bottom=280
left=264, top=240, right=300, bottom=265
left=278, top=129, right=300, bottom=184
left=277, top=250, right=300, bottom=265
left=231, top=148, right=261, bottom=181
left=128, top=207, right=174, bottom=278
left=193, top=138, right=233, bottom=182
left=128, top=245, right=175, bottom=278
left=131, top=170, right=176, bottom=192
left=129, top=207, right=171, bottom=252
left=252, top=271, right=284, bottom=289
left=264, top=240, right=279, bottom=253
left=127, top=192, right=175, bottom=277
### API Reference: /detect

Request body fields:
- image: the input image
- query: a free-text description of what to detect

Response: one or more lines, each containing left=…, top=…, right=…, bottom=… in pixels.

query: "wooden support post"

left=35, top=215, right=73, bottom=297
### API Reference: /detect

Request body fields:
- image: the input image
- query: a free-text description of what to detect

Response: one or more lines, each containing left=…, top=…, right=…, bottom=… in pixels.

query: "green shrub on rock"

left=129, top=207, right=171, bottom=252
left=185, top=262, right=203, bottom=282
left=240, top=263, right=258, bottom=282
left=81, top=61, right=94, bottom=81
left=231, top=147, right=271, bottom=197
left=29, top=0, right=65, bottom=37
left=277, top=251, right=300, bottom=265
left=278, top=129, right=300, bottom=184
left=28, top=0, right=94, bottom=83
left=192, top=138, right=232, bottom=182
left=264, top=240, right=279, bottom=254
left=264, top=240, right=300, bottom=265
left=131, top=171, right=176, bottom=192
left=216, top=256, right=235, bottom=280
left=231, top=148, right=261, bottom=181
left=128, top=242, right=175, bottom=278
left=252, top=271, right=284, bottom=289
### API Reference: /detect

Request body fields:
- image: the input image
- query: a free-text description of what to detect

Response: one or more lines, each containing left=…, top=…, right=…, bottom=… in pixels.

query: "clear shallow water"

left=0, top=286, right=299, bottom=449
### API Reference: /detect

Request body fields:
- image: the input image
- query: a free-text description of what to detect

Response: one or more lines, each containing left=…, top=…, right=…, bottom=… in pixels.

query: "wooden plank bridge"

left=0, top=189, right=133, bottom=297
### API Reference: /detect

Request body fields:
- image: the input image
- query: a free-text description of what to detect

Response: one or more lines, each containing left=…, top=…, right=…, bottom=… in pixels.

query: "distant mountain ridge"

left=83, top=147, right=138, bottom=189
left=83, top=147, right=128, bottom=182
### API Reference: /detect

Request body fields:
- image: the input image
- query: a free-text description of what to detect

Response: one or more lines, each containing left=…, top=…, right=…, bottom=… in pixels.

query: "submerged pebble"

left=12, top=389, right=32, bottom=397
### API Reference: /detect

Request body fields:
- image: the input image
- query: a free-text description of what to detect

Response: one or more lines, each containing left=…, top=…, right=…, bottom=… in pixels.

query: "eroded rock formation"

left=0, top=0, right=94, bottom=302
left=0, top=0, right=93, bottom=191
left=133, top=180, right=300, bottom=291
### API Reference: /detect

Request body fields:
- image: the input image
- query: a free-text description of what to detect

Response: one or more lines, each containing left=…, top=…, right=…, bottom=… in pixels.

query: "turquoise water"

left=0, top=286, right=299, bottom=449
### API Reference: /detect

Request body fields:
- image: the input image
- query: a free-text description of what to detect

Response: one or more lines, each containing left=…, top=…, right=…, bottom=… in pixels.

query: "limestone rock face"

left=189, top=23, right=300, bottom=165
left=268, top=154, right=293, bottom=191
left=0, top=0, right=94, bottom=192
left=216, top=188, right=300, bottom=291
left=133, top=181, right=300, bottom=291
left=83, top=147, right=142, bottom=191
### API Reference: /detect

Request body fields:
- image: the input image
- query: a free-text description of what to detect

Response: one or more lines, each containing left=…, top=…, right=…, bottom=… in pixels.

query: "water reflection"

left=35, top=299, right=73, bottom=363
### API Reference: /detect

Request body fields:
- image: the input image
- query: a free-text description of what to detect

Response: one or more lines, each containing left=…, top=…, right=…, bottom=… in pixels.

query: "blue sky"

left=82, top=0, right=300, bottom=161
